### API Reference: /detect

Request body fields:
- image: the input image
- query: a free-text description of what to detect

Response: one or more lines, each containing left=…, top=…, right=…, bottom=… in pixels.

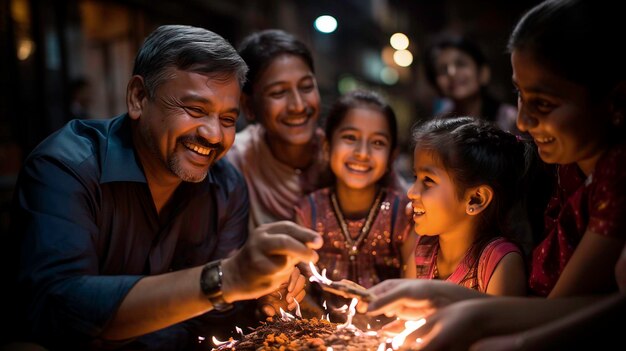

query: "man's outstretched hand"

left=221, top=221, right=322, bottom=303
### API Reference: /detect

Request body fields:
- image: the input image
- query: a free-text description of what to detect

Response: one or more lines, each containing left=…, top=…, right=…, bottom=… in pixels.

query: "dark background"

left=0, top=0, right=542, bottom=233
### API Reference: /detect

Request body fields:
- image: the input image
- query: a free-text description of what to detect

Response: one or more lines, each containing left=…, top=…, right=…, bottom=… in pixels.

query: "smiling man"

left=4, top=25, right=322, bottom=350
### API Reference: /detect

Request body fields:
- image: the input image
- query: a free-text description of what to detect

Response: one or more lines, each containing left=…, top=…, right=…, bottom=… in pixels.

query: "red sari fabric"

left=529, top=143, right=626, bottom=296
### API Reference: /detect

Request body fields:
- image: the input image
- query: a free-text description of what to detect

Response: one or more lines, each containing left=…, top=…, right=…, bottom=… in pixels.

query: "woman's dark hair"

left=237, top=29, right=314, bottom=95
left=324, top=89, right=398, bottom=186
left=412, top=116, right=543, bottom=271
left=508, top=0, right=625, bottom=100
left=422, top=34, right=500, bottom=122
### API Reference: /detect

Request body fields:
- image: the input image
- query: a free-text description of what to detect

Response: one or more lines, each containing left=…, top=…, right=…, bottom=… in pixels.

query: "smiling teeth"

left=347, top=163, right=370, bottom=172
left=535, top=136, right=555, bottom=143
left=414, top=209, right=425, bottom=215
left=184, top=142, right=212, bottom=156
left=284, top=116, right=307, bottom=125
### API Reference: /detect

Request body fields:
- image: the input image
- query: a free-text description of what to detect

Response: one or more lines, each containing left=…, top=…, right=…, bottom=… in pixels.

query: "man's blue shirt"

left=9, top=114, right=249, bottom=349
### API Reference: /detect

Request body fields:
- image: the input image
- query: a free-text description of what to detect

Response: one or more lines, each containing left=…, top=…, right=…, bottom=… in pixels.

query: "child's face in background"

left=407, top=148, right=469, bottom=237
left=434, top=47, right=486, bottom=101
left=329, top=107, right=391, bottom=191
left=512, top=49, right=610, bottom=175
left=249, top=54, right=320, bottom=146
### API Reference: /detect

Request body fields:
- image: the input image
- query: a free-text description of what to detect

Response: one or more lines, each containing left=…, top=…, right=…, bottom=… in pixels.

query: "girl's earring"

left=468, top=207, right=474, bottom=213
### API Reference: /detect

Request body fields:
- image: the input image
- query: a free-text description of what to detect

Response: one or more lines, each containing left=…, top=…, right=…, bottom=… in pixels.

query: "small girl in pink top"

left=406, top=116, right=539, bottom=295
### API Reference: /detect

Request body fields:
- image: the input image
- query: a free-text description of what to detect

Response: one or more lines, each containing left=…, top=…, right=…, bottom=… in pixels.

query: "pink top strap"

left=478, top=237, right=521, bottom=291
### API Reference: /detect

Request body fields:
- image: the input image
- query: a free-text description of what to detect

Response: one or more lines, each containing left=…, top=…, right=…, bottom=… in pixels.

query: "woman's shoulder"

left=590, top=141, right=626, bottom=187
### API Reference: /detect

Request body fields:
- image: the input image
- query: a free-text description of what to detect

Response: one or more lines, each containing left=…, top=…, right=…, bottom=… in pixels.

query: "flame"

left=294, top=298, right=302, bottom=318
left=235, top=326, right=243, bottom=336
left=309, top=262, right=333, bottom=285
left=279, top=307, right=295, bottom=321
left=211, top=335, right=238, bottom=350
left=370, top=318, right=426, bottom=350
left=390, top=319, right=426, bottom=348
left=337, top=298, right=358, bottom=329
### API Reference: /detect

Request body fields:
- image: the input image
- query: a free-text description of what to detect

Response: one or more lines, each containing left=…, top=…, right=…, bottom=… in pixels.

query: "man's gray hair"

left=133, top=25, right=248, bottom=98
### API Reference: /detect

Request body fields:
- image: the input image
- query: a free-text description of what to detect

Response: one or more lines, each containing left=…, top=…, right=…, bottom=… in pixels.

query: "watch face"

left=201, top=261, right=223, bottom=297
left=200, top=261, right=233, bottom=311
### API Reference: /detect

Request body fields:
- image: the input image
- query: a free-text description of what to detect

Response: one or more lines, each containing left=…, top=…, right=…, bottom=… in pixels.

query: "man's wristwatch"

left=200, top=260, right=233, bottom=312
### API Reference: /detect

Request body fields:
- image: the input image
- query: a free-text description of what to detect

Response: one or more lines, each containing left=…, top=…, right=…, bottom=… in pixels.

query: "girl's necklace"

left=330, top=189, right=385, bottom=262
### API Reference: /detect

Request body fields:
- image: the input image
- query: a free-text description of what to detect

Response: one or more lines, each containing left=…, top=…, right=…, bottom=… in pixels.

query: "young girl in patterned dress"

left=406, top=116, right=534, bottom=295
left=294, top=89, right=412, bottom=321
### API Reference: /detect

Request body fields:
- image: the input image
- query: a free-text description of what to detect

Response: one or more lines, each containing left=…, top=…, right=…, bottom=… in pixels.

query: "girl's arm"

left=549, top=230, right=625, bottom=297
left=410, top=294, right=605, bottom=351
left=470, top=292, right=626, bottom=351
left=484, top=252, right=527, bottom=296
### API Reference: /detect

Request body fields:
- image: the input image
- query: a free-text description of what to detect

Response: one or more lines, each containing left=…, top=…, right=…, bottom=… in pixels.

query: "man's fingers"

left=367, top=296, right=427, bottom=317
left=380, top=319, right=406, bottom=336
left=294, top=289, right=305, bottom=303
left=258, top=221, right=323, bottom=249
left=287, top=268, right=301, bottom=293
left=262, top=304, right=276, bottom=317
left=366, top=279, right=403, bottom=296
left=356, top=300, right=369, bottom=314
left=259, top=233, right=319, bottom=263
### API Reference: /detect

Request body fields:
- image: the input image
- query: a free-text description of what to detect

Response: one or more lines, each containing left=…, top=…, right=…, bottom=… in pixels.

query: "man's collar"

left=100, top=114, right=147, bottom=184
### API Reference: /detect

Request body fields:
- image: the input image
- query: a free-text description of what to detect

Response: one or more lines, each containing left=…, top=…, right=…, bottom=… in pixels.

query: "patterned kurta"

left=529, top=142, right=626, bottom=296
left=295, top=187, right=412, bottom=288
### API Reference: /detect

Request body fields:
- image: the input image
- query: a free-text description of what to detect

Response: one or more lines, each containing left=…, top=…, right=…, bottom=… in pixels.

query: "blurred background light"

left=337, top=75, right=358, bottom=94
left=393, top=49, right=413, bottom=67
left=314, top=15, right=337, bottom=33
left=390, top=33, right=409, bottom=50
left=380, top=67, right=399, bottom=85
